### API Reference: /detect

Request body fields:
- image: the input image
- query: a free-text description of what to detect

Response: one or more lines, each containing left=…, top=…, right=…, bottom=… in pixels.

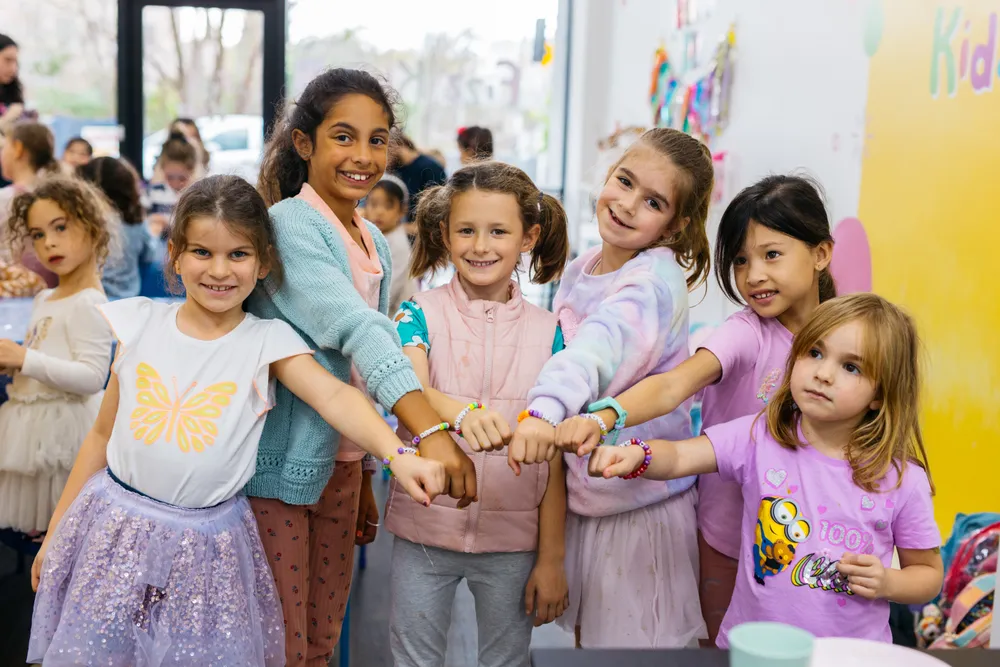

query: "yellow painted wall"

left=859, top=0, right=999, bottom=534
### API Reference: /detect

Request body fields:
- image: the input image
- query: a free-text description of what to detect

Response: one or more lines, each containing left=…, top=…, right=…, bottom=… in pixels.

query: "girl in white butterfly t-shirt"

left=27, top=175, right=447, bottom=667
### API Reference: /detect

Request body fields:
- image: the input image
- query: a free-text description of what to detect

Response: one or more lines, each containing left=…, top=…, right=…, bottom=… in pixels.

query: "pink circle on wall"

left=831, top=217, right=872, bottom=294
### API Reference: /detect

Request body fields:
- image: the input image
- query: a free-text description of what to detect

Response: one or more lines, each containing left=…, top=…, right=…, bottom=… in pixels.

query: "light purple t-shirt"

left=698, top=308, right=793, bottom=558
left=706, top=415, right=940, bottom=648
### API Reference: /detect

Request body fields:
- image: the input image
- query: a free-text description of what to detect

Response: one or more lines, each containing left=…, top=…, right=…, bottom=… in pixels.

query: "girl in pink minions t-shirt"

left=558, top=175, right=836, bottom=643
left=590, top=293, right=943, bottom=647
left=386, top=161, right=571, bottom=667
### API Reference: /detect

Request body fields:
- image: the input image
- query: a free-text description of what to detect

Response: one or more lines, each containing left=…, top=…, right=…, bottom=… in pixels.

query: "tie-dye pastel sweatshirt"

left=527, top=245, right=697, bottom=517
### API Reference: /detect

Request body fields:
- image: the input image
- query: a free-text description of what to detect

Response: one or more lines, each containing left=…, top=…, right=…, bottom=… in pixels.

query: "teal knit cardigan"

left=244, top=197, right=422, bottom=505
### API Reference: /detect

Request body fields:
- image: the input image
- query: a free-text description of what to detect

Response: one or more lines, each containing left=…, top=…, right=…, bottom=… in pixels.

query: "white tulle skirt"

left=557, top=487, right=706, bottom=648
left=0, top=393, right=101, bottom=532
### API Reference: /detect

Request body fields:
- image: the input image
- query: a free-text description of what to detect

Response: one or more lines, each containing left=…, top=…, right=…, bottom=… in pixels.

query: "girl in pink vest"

left=510, top=128, right=714, bottom=648
left=385, top=161, right=571, bottom=667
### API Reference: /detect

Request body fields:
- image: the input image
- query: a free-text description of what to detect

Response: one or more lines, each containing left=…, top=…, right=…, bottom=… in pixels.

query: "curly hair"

left=7, top=175, right=113, bottom=267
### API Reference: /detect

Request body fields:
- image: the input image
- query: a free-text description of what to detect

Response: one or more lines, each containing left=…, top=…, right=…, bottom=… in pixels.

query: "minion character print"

left=753, top=496, right=811, bottom=585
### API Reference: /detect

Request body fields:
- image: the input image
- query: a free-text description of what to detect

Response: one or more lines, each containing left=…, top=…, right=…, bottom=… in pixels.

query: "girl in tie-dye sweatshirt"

left=509, top=128, right=715, bottom=648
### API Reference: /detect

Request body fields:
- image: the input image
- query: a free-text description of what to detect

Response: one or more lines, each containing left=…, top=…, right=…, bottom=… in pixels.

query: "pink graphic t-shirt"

left=297, top=184, right=383, bottom=461
left=698, top=309, right=793, bottom=558
left=705, top=415, right=940, bottom=648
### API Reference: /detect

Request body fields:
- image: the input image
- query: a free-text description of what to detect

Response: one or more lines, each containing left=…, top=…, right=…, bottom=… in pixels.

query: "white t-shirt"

left=101, top=298, right=312, bottom=508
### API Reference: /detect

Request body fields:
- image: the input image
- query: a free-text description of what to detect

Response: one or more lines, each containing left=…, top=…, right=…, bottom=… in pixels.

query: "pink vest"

left=384, top=276, right=557, bottom=553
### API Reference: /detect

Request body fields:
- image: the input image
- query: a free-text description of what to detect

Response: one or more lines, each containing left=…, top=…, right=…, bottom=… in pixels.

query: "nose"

left=746, top=258, right=767, bottom=285
left=208, top=255, right=230, bottom=279
left=353, top=141, right=373, bottom=167
left=814, top=358, right=835, bottom=384
left=473, top=230, right=489, bottom=254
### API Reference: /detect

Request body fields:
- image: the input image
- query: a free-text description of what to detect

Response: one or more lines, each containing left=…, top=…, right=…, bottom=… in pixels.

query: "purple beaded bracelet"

left=383, top=446, right=420, bottom=476
left=412, top=422, right=449, bottom=446
left=621, top=437, right=651, bottom=480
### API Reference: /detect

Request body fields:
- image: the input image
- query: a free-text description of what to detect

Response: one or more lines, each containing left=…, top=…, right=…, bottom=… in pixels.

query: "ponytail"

left=409, top=184, right=451, bottom=278
left=529, top=192, right=569, bottom=284
left=818, top=267, right=837, bottom=302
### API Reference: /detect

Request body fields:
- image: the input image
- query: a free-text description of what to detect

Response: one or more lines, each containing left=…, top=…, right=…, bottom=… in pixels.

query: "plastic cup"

left=729, top=622, right=815, bottom=667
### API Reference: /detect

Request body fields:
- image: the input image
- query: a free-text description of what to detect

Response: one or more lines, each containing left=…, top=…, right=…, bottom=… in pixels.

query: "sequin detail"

left=756, top=368, right=782, bottom=405
left=28, top=471, right=285, bottom=666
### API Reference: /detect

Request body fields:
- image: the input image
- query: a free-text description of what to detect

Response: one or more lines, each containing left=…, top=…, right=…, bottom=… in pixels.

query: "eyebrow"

left=30, top=216, right=67, bottom=232
left=620, top=167, right=669, bottom=207
left=814, top=339, right=864, bottom=364
left=329, top=122, right=390, bottom=135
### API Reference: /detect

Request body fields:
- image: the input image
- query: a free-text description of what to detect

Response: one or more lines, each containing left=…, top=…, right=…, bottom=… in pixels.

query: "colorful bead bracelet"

left=517, top=409, right=558, bottom=428
left=382, top=446, right=420, bottom=476
left=453, top=403, right=484, bottom=436
left=582, top=413, right=609, bottom=445
left=621, top=438, right=652, bottom=480
left=412, top=422, right=450, bottom=446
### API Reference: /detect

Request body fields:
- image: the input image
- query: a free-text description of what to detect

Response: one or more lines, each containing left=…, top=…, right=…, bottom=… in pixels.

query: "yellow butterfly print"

left=129, top=362, right=237, bottom=453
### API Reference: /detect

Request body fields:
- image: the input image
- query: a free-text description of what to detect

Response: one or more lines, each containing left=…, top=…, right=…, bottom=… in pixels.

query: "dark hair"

left=157, top=131, right=198, bottom=171
left=606, top=128, right=713, bottom=290
left=165, top=175, right=281, bottom=294
left=78, top=157, right=144, bottom=224
left=63, top=137, right=93, bottom=157
left=0, top=34, right=23, bottom=107
left=170, top=117, right=210, bottom=169
left=258, top=68, right=400, bottom=207
left=7, top=174, right=112, bottom=267
left=392, top=129, right=417, bottom=151
left=370, top=178, right=407, bottom=211
left=715, top=174, right=836, bottom=304
left=411, top=161, right=569, bottom=284
left=457, top=126, right=493, bottom=160
left=5, top=122, right=59, bottom=173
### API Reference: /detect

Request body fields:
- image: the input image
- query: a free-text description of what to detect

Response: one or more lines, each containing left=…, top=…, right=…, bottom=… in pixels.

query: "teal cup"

left=729, top=622, right=815, bottom=667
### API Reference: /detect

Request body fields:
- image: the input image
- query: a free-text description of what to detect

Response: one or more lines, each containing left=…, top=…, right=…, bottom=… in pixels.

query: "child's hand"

left=355, top=472, right=379, bottom=545
left=508, top=417, right=557, bottom=476
left=31, top=535, right=50, bottom=592
left=390, top=454, right=447, bottom=507
left=459, top=409, right=512, bottom=453
left=587, top=444, right=645, bottom=478
left=420, top=434, right=478, bottom=508
left=837, top=552, right=889, bottom=600
left=555, top=416, right=604, bottom=457
left=0, top=340, right=27, bottom=370
left=524, top=557, right=570, bottom=627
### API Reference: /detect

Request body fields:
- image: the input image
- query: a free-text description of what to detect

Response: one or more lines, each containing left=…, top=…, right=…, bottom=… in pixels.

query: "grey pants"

left=389, top=537, right=536, bottom=667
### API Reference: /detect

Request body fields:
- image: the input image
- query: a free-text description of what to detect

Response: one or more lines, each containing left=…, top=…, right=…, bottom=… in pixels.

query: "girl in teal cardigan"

left=247, top=68, right=477, bottom=666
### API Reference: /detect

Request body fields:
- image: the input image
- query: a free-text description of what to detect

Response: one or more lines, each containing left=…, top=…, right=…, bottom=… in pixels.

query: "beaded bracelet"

left=453, top=402, right=485, bottom=436
left=382, top=446, right=420, bottom=476
left=620, top=438, right=652, bottom=480
left=412, top=422, right=450, bottom=446
left=517, top=409, right=558, bottom=428
left=582, top=413, right=609, bottom=445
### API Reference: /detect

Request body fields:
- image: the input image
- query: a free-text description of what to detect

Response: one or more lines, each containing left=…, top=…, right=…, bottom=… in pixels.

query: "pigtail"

left=409, top=184, right=452, bottom=278
left=818, top=267, right=837, bottom=302
left=529, top=192, right=569, bottom=284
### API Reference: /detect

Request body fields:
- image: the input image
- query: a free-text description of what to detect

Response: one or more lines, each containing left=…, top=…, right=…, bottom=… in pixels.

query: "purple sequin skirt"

left=28, top=470, right=285, bottom=666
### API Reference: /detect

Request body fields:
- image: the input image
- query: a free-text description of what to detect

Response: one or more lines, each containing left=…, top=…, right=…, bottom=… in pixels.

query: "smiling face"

left=172, top=216, right=267, bottom=317
left=734, top=222, right=832, bottom=319
left=26, top=198, right=95, bottom=277
left=790, top=319, right=880, bottom=425
left=596, top=144, right=688, bottom=252
left=295, top=94, right=390, bottom=212
left=446, top=190, right=539, bottom=296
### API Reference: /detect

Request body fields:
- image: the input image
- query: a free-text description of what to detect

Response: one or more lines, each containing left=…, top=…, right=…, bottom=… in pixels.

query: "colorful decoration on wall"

left=862, top=0, right=885, bottom=58
left=649, top=24, right=736, bottom=145
left=830, top=217, right=872, bottom=294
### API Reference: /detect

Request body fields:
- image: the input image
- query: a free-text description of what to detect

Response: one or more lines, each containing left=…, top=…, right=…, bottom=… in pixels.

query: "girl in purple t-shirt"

left=589, top=293, right=943, bottom=647
left=557, top=175, right=836, bottom=643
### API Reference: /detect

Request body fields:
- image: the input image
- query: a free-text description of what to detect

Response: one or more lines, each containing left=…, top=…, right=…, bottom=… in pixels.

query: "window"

left=207, top=128, right=249, bottom=151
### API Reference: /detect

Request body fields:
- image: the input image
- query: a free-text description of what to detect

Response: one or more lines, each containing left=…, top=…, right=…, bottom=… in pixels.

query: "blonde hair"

left=765, top=293, right=933, bottom=494
left=605, top=128, right=713, bottom=290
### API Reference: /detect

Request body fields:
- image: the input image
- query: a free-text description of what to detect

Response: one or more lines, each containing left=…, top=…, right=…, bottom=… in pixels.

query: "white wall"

left=564, top=0, right=872, bottom=326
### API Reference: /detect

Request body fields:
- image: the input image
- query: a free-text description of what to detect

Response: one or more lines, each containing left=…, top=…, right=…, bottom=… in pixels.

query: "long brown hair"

left=411, top=161, right=569, bottom=284
left=765, top=293, right=933, bottom=494
left=606, top=128, right=713, bottom=290
left=5, top=122, right=59, bottom=174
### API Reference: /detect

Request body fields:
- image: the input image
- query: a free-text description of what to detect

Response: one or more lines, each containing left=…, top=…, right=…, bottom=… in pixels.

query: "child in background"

left=388, top=161, right=570, bottom=667
left=79, top=156, right=163, bottom=298
left=457, top=126, right=494, bottom=164
left=60, top=137, right=92, bottom=170
left=556, top=175, right=836, bottom=643
left=589, top=293, right=944, bottom=647
left=510, top=127, right=714, bottom=648
left=363, top=174, right=417, bottom=312
left=169, top=117, right=210, bottom=178
left=28, top=175, right=445, bottom=667
left=251, top=68, right=477, bottom=666
left=147, top=131, right=198, bottom=238
left=0, top=175, right=113, bottom=534
left=0, top=122, right=62, bottom=290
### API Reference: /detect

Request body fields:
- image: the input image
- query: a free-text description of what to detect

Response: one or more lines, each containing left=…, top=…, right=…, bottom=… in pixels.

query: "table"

left=530, top=648, right=998, bottom=667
